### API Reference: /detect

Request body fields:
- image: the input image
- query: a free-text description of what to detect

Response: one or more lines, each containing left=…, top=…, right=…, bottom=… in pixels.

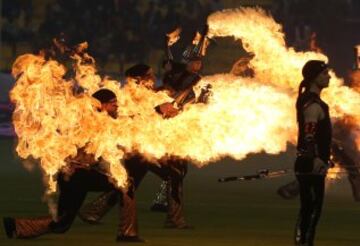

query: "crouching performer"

left=3, top=89, right=144, bottom=242
left=294, top=60, right=332, bottom=246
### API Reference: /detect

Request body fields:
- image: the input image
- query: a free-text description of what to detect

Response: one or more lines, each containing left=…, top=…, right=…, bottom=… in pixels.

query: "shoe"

left=150, top=203, right=167, bottom=213
left=116, top=235, right=145, bottom=243
left=3, top=217, right=16, bottom=239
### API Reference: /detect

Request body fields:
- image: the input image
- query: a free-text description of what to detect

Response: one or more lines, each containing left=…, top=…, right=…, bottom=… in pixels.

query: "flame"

left=192, top=32, right=202, bottom=45
left=326, top=163, right=343, bottom=180
left=10, top=7, right=360, bottom=194
left=166, top=27, right=182, bottom=46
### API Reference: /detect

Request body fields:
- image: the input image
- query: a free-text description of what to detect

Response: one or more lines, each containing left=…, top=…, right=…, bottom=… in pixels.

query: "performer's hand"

left=158, top=102, right=179, bottom=118
left=312, top=157, right=328, bottom=175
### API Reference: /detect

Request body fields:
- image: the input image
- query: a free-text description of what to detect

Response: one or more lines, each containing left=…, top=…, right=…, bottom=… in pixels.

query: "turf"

left=0, top=138, right=359, bottom=246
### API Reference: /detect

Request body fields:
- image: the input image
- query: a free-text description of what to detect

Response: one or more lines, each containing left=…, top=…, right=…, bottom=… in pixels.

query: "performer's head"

left=92, top=89, right=118, bottom=118
left=186, top=56, right=203, bottom=73
left=125, top=63, right=156, bottom=90
left=299, top=60, right=330, bottom=95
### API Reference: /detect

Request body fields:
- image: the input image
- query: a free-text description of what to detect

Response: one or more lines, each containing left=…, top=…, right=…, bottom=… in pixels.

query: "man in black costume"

left=294, top=60, right=332, bottom=246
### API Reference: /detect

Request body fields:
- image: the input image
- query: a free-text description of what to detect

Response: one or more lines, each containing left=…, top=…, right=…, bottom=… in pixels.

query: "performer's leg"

left=164, top=160, right=190, bottom=229
left=51, top=169, right=115, bottom=232
left=3, top=216, right=53, bottom=239
left=148, top=164, right=170, bottom=212
left=79, top=156, right=149, bottom=224
left=295, top=175, right=313, bottom=245
left=305, top=176, right=325, bottom=245
left=49, top=171, right=88, bottom=233
left=78, top=190, right=119, bottom=224
left=116, top=157, right=147, bottom=242
left=150, top=180, right=169, bottom=212
left=3, top=171, right=88, bottom=238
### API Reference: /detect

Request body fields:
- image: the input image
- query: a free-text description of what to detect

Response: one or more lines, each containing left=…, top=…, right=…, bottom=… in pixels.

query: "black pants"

left=51, top=169, right=118, bottom=232
left=79, top=156, right=188, bottom=227
left=295, top=174, right=325, bottom=245
left=13, top=168, right=120, bottom=238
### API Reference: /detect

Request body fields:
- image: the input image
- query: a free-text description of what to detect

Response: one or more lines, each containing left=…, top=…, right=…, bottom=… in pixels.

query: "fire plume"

left=10, top=7, right=360, bottom=194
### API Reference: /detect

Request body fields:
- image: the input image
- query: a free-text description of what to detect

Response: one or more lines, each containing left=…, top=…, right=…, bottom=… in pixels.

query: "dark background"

left=1, top=0, right=359, bottom=79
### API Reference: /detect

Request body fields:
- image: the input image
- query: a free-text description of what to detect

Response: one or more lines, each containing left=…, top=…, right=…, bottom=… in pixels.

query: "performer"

left=278, top=48, right=360, bottom=201
left=78, top=64, right=192, bottom=229
left=156, top=25, right=210, bottom=118
left=294, top=60, right=332, bottom=246
left=3, top=89, right=144, bottom=242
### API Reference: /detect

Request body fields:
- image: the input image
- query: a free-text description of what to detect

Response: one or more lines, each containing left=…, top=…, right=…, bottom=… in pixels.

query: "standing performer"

left=3, top=89, right=144, bottom=242
left=278, top=47, right=360, bottom=201
left=294, top=60, right=332, bottom=246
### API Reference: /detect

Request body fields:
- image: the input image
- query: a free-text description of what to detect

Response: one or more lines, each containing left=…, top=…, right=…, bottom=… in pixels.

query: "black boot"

left=303, top=213, right=318, bottom=246
left=3, top=217, right=16, bottom=238
left=150, top=180, right=168, bottom=212
left=294, top=216, right=305, bottom=245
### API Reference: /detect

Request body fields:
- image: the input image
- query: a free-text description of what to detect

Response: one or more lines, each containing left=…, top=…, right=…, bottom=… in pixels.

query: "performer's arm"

left=303, top=103, right=327, bottom=174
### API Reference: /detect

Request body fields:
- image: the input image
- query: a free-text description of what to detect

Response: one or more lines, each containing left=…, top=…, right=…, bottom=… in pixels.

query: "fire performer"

left=156, top=25, right=210, bottom=118
left=149, top=25, right=212, bottom=214
left=278, top=46, right=360, bottom=201
left=3, top=89, right=145, bottom=242
left=294, top=60, right=332, bottom=245
left=78, top=64, right=192, bottom=229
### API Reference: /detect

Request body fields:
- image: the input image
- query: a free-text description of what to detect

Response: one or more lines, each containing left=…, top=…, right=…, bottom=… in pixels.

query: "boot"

left=118, top=183, right=139, bottom=238
left=294, top=215, right=305, bottom=245
left=303, top=213, right=319, bottom=246
left=6, top=216, right=53, bottom=239
left=78, top=190, right=118, bottom=224
left=277, top=180, right=299, bottom=199
left=150, top=180, right=168, bottom=212
left=164, top=177, right=191, bottom=229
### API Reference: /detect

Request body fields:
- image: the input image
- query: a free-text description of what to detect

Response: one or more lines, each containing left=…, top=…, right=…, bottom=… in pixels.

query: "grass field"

left=0, top=138, right=359, bottom=246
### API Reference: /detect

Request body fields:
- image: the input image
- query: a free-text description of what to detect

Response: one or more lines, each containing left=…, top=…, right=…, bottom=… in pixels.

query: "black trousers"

left=50, top=169, right=118, bottom=232
left=12, top=168, right=120, bottom=238
left=79, top=156, right=188, bottom=228
left=295, top=173, right=325, bottom=245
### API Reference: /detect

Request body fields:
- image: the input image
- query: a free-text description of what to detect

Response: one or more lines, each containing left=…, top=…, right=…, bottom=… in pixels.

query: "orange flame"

left=10, top=7, right=360, bottom=194
left=166, top=27, right=182, bottom=46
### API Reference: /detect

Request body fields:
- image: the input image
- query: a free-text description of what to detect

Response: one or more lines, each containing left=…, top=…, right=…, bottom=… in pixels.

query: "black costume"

left=294, top=92, right=332, bottom=245
left=3, top=150, right=139, bottom=240
left=79, top=155, right=189, bottom=229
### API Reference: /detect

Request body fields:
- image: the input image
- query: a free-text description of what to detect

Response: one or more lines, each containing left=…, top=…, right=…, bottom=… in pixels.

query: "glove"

left=312, top=157, right=328, bottom=175
left=156, top=102, right=179, bottom=118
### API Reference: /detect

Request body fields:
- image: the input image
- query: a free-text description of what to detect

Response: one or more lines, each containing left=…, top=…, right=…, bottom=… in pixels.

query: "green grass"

left=0, top=138, right=359, bottom=245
